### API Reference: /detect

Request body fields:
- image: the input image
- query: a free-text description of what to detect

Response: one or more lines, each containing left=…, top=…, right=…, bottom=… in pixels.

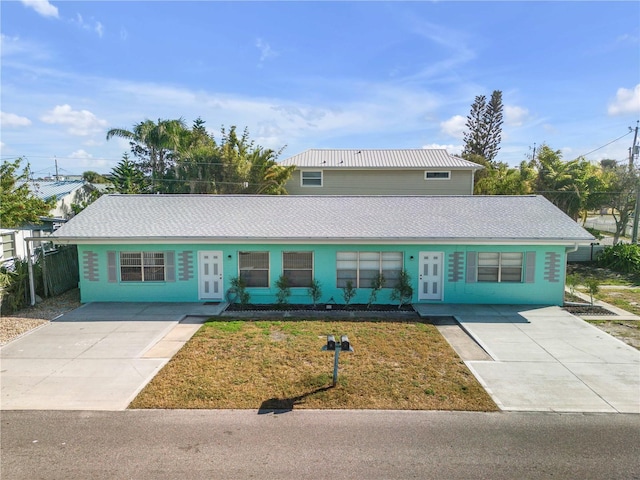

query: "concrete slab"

left=451, top=306, right=640, bottom=413
left=0, top=302, right=219, bottom=410
left=467, top=361, right=618, bottom=413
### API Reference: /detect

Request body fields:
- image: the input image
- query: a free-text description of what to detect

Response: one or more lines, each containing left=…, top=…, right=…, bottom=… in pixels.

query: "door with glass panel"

left=418, top=251, right=443, bottom=301
left=198, top=251, right=223, bottom=300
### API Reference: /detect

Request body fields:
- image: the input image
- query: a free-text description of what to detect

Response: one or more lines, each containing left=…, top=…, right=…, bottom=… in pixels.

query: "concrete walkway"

left=414, top=304, right=640, bottom=413
left=3, top=302, right=639, bottom=413
left=0, top=302, right=226, bottom=410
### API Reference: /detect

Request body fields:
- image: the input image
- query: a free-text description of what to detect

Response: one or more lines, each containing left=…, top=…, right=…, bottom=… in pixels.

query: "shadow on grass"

left=258, top=385, right=335, bottom=415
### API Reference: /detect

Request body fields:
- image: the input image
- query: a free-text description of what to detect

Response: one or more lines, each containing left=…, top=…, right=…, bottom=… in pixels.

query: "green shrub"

left=342, top=280, right=356, bottom=307
left=228, top=276, right=250, bottom=308
left=566, top=273, right=582, bottom=296
left=390, top=270, right=413, bottom=309
left=307, top=279, right=322, bottom=307
left=275, top=274, right=291, bottom=307
left=0, top=259, right=31, bottom=314
left=596, top=243, right=640, bottom=274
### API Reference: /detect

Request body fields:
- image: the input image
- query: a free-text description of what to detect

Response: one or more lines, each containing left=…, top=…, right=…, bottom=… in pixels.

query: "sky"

left=1, top=0, right=639, bottom=178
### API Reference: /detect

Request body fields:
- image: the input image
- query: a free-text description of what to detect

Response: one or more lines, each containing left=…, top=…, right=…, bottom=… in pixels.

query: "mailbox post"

left=322, top=334, right=354, bottom=386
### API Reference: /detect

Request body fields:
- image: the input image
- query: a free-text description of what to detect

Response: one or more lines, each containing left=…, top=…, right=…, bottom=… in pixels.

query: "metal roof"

left=52, top=194, right=594, bottom=244
left=21, top=180, right=88, bottom=201
left=279, top=149, right=483, bottom=169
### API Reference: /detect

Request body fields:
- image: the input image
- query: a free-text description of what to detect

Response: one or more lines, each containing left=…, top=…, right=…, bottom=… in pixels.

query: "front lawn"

left=130, top=318, right=497, bottom=411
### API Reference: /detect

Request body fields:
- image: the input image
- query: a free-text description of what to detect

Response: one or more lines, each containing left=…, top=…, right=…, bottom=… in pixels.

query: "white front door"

left=198, top=251, right=223, bottom=300
left=418, top=251, right=443, bottom=301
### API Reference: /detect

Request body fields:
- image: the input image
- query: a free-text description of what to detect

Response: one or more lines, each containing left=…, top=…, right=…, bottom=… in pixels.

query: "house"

left=25, top=180, right=97, bottom=219
left=50, top=194, right=594, bottom=306
left=279, top=149, right=483, bottom=195
left=1, top=218, right=65, bottom=264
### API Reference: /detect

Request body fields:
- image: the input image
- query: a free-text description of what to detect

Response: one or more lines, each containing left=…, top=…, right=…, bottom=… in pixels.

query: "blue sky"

left=1, top=1, right=639, bottom=178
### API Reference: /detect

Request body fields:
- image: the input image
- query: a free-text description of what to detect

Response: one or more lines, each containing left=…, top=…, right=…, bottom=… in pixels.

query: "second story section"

left=279, top=149, right=483, bottom=195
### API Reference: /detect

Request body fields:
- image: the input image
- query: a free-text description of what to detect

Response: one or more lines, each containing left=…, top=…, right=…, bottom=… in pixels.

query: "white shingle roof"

left=52, top=194, right=594, bottom=244
left=279, top=149, right=483, bottom=169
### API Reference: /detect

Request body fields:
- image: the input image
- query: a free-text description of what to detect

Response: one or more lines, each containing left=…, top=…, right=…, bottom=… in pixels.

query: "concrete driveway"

left=415, top=304, right=640, bottom=413
left=1, top=302, right=225, bottom=410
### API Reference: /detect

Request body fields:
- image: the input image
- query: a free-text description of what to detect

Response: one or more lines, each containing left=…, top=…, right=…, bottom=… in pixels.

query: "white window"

left=1, top=232, right=15, bottom=260
left=239, top=251, right=269, bottom=287
left=283, top=251, right=313, bottom=287
left=301, top=170, right=323, bottom=187
left=478, top=252, right=523, bottom=283
left=120, top=252, right=166, bottom=282
left=425, top=171, right=451, bottom=180
left=336, top=251, right=403, bottom=288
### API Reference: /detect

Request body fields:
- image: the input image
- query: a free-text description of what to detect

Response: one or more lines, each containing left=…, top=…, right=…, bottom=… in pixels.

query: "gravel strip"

left=0, top=289, right=81, bottom=346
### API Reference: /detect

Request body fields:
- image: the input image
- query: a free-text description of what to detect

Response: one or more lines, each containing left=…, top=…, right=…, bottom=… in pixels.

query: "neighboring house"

left=1, top=218, right=64, bottom=264
left=279, top=149, right=483, bottom=195
left=25, top=180, right=97, bottom=219
left=50, top=194, right=593, bottom=306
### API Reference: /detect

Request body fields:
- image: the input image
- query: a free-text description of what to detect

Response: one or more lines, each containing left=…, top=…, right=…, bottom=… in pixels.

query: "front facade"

left=51, top=195, right=594, bottom=307
left=280, top=149, right=482, bottom=195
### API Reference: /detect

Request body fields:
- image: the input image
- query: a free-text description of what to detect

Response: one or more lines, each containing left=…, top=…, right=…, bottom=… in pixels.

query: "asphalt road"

left=2, top=410, right=639, bottom=479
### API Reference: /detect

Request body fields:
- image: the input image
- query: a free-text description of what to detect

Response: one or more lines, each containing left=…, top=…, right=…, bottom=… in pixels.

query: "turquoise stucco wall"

left=76, top=243, right=568, bottom=305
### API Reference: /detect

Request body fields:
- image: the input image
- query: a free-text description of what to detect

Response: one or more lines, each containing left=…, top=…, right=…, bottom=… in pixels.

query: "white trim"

left=300, top=170, right=323, bottom=187
left=53, top=238, right=594, bottom=246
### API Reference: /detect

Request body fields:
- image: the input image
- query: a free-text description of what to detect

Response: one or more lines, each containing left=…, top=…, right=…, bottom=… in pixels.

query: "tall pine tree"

left=462, top=90, right=504, bottom=164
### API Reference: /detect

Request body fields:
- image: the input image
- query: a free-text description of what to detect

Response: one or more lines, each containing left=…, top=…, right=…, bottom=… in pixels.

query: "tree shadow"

left=258, top=385, right=335, bottom=415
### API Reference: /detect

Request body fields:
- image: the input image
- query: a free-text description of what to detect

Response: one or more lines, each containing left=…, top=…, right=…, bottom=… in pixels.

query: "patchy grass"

left=130, top=318, right=497, bottom=411
left=590, top=288, right=640, bottom=316
left=567, top=263, right=640, bottom=287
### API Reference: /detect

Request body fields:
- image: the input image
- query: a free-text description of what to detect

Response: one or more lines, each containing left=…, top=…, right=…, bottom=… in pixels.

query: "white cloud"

left=71, top=13, right=104, bottom=38
left=21, top=0, right=59, bottom=18
left=608, top=84, right=640, bottom=115
left=40, top=104, right=108, bottom=136
left=256, top=38, right=278, bottom=63
left=422, top=143, right=462, bottom=155
left=1, top=111, right=32, bottom=127
left=504, top=105, right=529, bottom=127
left=440, top=115, right=466, bottom=139
left=65, top=150, right=112, bottom=170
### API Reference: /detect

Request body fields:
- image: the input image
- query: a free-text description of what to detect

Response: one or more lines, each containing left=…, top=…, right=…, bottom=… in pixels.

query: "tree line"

left=1, top=104, right=636, bottom=243
left=460, top=90, right=637, bottom=243
left=105, top=118, right=294, bottom=195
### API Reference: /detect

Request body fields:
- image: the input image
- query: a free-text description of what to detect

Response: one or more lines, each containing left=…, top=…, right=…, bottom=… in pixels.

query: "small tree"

left=565, top=273, right=582, bottom=297
left=307, top=278, right=322, bottom=307
left=342, top=280, right=356, bottom=308
left=1, top=159, right=55, bottom=228
left=229, top=276, right=250, bottom=309
left=275, top=274, right=291, bottom=307
left=390, top=270, right=413, bottom=309
left=367, top=273, right=385, bottom=309
left=585, top=278, right=600, bottom=306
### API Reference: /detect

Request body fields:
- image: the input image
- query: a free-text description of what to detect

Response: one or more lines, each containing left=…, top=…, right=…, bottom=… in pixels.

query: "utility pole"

left=630, top=121, right=639, bottom=244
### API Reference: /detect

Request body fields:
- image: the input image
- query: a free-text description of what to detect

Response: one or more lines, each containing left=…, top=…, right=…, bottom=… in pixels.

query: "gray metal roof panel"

left=19, top=180, right=87, bottom=201
left=279, top=149, right=483, bottom=169
left=52, top=194, right=594, bottom=243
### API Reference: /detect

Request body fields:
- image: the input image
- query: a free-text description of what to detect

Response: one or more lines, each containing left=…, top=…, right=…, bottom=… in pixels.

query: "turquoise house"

left=51, top=194, right=594, bottom=306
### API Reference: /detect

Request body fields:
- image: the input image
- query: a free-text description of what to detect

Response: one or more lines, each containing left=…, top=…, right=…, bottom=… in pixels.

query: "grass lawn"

left=130, top=318, right=497, bottom=411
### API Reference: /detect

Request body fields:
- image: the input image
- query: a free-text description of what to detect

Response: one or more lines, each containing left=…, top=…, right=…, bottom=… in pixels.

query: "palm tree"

left=106, top=118, right=188, bottom=191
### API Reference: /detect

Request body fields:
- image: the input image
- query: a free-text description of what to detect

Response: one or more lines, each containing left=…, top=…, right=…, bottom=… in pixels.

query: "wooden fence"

left=42, top=245, right=79, bottom=297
